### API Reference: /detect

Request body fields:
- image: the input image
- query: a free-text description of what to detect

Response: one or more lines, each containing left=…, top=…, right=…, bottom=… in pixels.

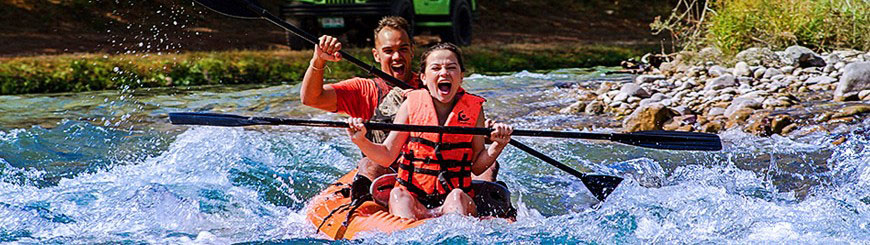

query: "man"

left=299, top=16, right=497, bottom=203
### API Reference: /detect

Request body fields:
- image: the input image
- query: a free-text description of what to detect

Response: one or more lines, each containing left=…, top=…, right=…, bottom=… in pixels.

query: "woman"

left=345, top=43, right=512, bottom=220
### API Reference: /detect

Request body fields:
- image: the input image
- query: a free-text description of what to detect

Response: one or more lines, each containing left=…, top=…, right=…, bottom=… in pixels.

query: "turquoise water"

left=0, top=69, right=868, bottom=243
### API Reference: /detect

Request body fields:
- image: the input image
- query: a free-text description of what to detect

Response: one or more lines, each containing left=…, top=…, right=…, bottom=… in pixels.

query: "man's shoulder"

left=340, top=77, right=376, bottom=84
left=330, top=77, right=378, bottom=90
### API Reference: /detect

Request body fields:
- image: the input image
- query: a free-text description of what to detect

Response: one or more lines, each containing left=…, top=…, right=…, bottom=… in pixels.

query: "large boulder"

left=834, top=62, right=870, bottom=101
left=699, top=120, right=723, bottom=133
left=698, top=47, right=723, bottom=62
left=663, top=115, right=697, bottom=131
left=831, top=104, right=870, bottom=118
left=560, top=101, right=586, bottom=114
left=824, top=53, right=843, bottom=64
left=724, top=97, right=762, bottom=118
left=614, top=83, right=651, bottom=102
left=585, top=101, right=605, bottom=115
left=804, top=76, right=837, bottom=85
left=746, top=112, right=774, bottom=136
left=707, top=65, right=730, bottom=77
left=762, top=67, right=784, bottom=79
left=735, top=47, right=782, bottom=67
left=725, top=107, right=755, bottom=129
left=635, top=75, right=666, bottom=84
left=622, top=103, right=678, bottom=132
left=658, top=51, right=694, bottom=76
left=770, top=114, right=794, bottom=135
left=737, top=91, right=769, bottom=103
left=785, top=45, right=826, bottom=68
left=596, top=81, right=617, bottom=95
left=734, top=61, right=752, bottom=77
left=704, top=74, right=737, bottom=91
left=746, top=113, right=795, bottom=136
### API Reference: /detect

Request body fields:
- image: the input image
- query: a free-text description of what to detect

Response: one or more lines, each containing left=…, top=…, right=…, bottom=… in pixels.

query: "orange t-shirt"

left=329, top=75, right=420, bottom=120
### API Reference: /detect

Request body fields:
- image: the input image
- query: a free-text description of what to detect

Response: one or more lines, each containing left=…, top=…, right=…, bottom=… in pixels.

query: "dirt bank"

left=0, top=0, right=672, bottom=57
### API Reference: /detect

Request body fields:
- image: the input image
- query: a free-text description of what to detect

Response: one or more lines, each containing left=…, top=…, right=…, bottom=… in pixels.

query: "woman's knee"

left=389, top=186, right=413, bottom=202
left=445, top=189, right=472, bottom=204
left=442, top=189, right=476, bottom=216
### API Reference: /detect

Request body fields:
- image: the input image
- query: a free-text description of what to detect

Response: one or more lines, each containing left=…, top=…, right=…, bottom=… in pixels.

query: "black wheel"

left=440, top=0, right=472, bottom=46
left=390, top=0, right=415, bottom=36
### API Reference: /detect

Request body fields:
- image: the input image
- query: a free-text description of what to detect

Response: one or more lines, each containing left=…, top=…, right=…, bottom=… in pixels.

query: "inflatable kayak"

left=306, top=169, right=515, bottom=239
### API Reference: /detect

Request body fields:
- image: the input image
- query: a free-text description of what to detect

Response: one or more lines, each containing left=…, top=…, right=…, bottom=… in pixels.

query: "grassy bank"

left=654, top=0, right=870, bottom=56
left=708, top=0, right=870, bottom=55
left=0, top=44, right=650, bottom=95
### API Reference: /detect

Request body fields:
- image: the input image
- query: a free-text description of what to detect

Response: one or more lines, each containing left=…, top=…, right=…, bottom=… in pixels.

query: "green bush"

left=654, top=0, right=870, bottom=56
left=707, top=0, right=870, bottom=55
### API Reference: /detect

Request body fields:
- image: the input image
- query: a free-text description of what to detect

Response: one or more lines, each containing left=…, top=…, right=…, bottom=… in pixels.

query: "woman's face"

left=421, top=49, right=463, bottom=104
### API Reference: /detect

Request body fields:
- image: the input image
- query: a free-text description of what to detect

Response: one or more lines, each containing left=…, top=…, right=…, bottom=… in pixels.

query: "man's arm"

left=300, top=36, right=342, bottom=112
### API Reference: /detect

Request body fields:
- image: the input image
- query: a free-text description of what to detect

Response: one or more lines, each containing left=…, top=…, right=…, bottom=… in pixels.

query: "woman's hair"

left=419, top=42, right=466, bottom=73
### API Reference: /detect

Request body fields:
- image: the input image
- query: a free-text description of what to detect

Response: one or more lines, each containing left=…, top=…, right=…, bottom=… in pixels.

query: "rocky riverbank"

left=560, top=46, right=870, bottom=138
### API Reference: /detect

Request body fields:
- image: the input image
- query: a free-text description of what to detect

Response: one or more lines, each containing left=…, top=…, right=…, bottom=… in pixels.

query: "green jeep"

left=279, top=0, right=476, bottom=49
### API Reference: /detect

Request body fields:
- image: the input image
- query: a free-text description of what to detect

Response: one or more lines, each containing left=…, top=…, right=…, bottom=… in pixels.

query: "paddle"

left=190, top=0, right=413, bottom=90
left=507, top=140, right=622, bottom=201
left=169, top=112, right=723, bottom=151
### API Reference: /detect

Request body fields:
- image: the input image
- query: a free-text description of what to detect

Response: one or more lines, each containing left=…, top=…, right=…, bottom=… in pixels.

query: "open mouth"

left=437, top=82, right=452, bottom=95
left=390, top=64, right=405, bottom=77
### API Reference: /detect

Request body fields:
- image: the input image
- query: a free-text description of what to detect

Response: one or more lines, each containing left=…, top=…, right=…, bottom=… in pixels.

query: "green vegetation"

left=0, top=44, right=649, bottom=95
left=653, top=0, right=870, bottom=56
left=0, top=51, right=310, bottom=95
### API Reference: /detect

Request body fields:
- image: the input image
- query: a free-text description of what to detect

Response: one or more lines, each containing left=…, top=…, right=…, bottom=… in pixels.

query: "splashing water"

left=0, top=69, right=868, bottom=243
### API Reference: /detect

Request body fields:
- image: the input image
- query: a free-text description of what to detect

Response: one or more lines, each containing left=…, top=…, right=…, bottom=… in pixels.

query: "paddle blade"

left=192, top=0, right=262, bottom=19
left=581, top=175, right=623, bottom=201
left=169, top=112, right=266, bottom=126
left=613, top=130, right=722, bottom=151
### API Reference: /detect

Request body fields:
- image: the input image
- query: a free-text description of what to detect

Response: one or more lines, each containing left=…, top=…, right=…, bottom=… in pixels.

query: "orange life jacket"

left=396, top=89, right=485, bottom=203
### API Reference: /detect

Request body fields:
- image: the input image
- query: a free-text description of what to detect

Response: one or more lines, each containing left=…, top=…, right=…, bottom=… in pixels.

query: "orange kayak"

left=306, top=169, right=515, bottom=240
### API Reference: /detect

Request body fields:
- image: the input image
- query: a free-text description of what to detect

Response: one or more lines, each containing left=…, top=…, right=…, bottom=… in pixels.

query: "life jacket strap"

left=401, top=156, right=472, bottom=169
left=409, top=137, right=473, bottom=151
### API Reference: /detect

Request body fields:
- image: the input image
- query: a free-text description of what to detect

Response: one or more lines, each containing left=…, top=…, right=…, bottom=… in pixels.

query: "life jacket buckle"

left=437, top=171, right=455, bottom=194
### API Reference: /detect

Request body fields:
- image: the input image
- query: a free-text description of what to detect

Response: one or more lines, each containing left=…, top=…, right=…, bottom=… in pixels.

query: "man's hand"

left=312, top=35, right=343, bottom=66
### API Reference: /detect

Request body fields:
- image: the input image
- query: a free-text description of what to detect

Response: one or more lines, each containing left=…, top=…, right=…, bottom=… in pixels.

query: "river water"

left=0, top=69, right=868, bottom=243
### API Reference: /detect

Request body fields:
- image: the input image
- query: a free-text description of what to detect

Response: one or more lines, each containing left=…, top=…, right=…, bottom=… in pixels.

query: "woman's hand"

left=488, top=122, right=513, bottom=146
left=345, top=117, right=368, bottom=144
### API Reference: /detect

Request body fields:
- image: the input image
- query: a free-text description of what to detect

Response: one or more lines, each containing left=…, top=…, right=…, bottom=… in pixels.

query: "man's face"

left=372, top=27, right=414, bottom=83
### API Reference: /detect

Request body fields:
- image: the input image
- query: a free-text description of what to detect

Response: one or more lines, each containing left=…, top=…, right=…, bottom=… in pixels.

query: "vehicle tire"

left=440, top=0, right=472, bottom=46
left=390, top=0, right=416, bottom=36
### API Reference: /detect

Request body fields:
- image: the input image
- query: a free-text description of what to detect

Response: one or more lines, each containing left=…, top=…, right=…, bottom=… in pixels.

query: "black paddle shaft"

left=191, top=0, right=413, bottom=90
left=168, top=112, right=721, bottom=151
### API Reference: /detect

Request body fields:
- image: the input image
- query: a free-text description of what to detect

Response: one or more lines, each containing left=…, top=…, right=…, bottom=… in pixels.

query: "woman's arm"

left=470, top=109, right=512, bottom=175
left=346, top=101, right=411, bottom=167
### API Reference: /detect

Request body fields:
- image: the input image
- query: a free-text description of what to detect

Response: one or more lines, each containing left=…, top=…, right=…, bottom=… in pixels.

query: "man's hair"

left=419, top=42, right=466, bottom=73
left=373, top=16, right=411, bottom=40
